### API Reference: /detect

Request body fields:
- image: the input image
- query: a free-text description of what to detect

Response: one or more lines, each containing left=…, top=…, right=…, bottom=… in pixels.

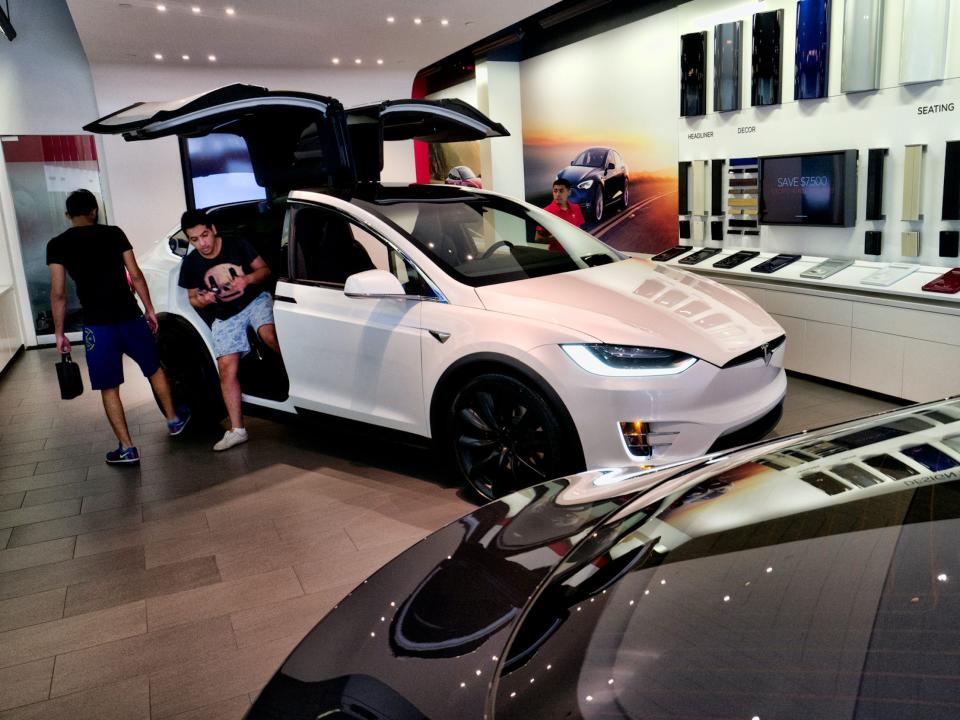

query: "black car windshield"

left=353, top=193, right=624, bottom=287
left=571, top=149, right=606, bottom=168
left=495, top=402, right=960, bottom=720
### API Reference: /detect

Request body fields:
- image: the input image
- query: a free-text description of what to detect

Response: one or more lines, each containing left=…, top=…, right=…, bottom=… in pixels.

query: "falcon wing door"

left=84, top=83, right=354, bottom=194
left=346, top=98, right=509, bottom=181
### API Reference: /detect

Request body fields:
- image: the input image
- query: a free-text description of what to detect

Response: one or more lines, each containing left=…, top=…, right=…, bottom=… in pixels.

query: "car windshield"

left=571, top=149, right=606, bottom=168
left=495, top=402, right=960, bottom=719
left=354, top=193, right=624, bottom=287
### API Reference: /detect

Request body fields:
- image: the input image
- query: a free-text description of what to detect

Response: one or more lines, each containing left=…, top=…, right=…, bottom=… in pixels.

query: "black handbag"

left=55, top=353, right=83, bottom=400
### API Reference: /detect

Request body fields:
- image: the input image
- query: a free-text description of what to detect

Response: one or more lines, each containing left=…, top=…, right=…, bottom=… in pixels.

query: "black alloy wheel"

left=448, top=373, right=567, bottom=500
left=153, top=316, right=224, bottom=425
left=592, top=185, right=604, bottom=222
left=621, top=178, right=630, bottom=208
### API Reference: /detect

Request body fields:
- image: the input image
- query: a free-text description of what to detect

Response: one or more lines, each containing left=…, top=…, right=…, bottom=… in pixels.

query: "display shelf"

left=645, top=247, right=960, bottom=402
left=654, top=247, right=960, bottom=311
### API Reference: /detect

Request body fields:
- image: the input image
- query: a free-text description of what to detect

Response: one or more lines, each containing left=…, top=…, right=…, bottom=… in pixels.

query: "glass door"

left=0, top=135, right=107, bottom=340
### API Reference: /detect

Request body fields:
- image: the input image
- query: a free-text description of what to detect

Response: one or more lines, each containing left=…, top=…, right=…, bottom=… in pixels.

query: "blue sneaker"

left=105, top=445, right=140, bottom=465
left=167, top=410, right=192, bottom=437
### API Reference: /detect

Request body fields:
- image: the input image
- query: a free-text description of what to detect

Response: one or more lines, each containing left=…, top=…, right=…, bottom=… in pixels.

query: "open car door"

left=346, top=98, right=509, bottom=181
left=84, top=83, right=354, bottom=195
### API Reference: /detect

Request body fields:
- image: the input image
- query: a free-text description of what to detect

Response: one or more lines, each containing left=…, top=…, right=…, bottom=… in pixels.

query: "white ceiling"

left=65, top=0, right=558, bottom=69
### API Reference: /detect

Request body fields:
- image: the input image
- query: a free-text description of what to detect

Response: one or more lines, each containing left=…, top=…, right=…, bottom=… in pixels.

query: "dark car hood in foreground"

left=248, top=398, right=960, bottom=719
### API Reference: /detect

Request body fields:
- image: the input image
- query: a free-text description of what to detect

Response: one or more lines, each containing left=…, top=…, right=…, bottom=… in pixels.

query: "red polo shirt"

left=543, top=200, right=585, bottom=227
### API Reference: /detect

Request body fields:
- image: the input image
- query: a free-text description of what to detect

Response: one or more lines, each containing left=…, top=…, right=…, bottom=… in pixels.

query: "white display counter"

left=657, top=249, right=960, bottom=402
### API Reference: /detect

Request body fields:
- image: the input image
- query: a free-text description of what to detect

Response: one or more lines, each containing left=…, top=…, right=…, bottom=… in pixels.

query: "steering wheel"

left=480, top=240, right=514, bottom=259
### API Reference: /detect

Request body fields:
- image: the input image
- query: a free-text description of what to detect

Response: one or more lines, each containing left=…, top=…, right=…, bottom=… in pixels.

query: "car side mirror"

left=606, top=162, right=616, bottom=171
left=344, top=269, right=407, bottom=299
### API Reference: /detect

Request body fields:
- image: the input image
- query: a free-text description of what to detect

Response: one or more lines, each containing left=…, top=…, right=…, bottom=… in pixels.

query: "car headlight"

left=577, top=179, right=595, bottom=190
left=561, top=344, right=698, bottom=377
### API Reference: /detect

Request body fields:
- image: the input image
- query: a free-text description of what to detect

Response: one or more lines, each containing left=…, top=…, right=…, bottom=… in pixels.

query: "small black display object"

left=863, top=454, right=917, bottom=481
left=939, top=230, right=959, bottom=258
left=864, top=230, right=882, bottom=256
left=713, top=250, right=760, bottom=268
left=710, top=220, right=724, bottom=240
left=679, top=220, right=691, bottom=239
left=651, top=245, right=693, bottom=262
left=750, top=253, right=802, bottom=273
left=800, top=472, right=848, bottom=496
left=678, top=248, right=722, bottom=265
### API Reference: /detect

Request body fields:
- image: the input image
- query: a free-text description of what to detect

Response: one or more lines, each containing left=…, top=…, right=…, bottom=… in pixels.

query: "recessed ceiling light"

left=224, top=7, right=235, bottom=15
left=413, top=17, right=422, bottom=24
left=386, top=16, right=395, bottom=23
left=191, top=6, right=201, bottom=13
left=332, top=57, right=340, bottom=64
left=354, top=58, right=362, bottom=64
left=156, top=4, right=166, bottom=11
left=181, top=54, right=190, bottom=60
left=207, top=54, right=217, bottom=62
left=153, top=53, right=163, bottom=60
left=441, top=18, right=449, bottom=25
left=376, top=58, right=384, bottom=65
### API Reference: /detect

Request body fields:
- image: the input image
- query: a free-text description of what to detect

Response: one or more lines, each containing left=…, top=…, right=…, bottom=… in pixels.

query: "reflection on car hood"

left=557, top=165, right=597, bottom=185
left=246, top=480, right=638, bottom=720
left=475, top=258, right=783, bottom=366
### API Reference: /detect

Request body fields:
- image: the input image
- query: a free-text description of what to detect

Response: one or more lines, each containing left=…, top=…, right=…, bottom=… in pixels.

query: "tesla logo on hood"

left=762, top=342, right=772, bottom=366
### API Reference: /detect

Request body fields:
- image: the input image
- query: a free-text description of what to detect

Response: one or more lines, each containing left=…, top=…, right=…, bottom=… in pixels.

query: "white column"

left=475, top=61, right=525, bottom=200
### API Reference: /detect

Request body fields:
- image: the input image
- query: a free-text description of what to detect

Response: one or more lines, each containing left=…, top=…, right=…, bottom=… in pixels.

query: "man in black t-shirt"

left=47, top=189, right=190, bottom=465
left=177, top=209, right=280, bottom=451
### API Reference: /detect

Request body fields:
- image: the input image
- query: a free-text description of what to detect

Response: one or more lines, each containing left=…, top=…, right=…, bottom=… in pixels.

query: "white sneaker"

left=213, top=428, right=248, bottom=451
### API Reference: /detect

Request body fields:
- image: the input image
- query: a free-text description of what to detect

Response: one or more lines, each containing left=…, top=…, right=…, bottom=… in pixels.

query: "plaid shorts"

left=210, top=292, right=275, bottom=358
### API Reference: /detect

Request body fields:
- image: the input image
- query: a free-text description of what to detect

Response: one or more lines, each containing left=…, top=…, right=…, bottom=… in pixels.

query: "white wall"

left=678, top=0, right=960, bottom=266
left=89, top=64, right=418, bottom=253
left=0, top=0, right=99, bottom=133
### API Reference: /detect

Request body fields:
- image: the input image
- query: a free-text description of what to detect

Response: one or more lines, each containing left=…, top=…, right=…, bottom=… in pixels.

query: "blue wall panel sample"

left=752, top=9, right=783, bottom=106
left=795, top=0, right=831, bottom=100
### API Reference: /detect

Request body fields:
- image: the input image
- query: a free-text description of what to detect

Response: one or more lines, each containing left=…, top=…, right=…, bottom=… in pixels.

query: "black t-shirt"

left=46, top=224, right=142, bottom=325
left=177, top=237, right=261, bottom=322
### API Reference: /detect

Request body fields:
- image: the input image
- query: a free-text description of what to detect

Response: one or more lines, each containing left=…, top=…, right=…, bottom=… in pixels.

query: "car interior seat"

left=292, top=209, right=375, bottom=285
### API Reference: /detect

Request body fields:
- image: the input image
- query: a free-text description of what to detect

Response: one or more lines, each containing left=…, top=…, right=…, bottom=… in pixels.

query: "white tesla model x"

left=87, top=84, right=786, bottom=498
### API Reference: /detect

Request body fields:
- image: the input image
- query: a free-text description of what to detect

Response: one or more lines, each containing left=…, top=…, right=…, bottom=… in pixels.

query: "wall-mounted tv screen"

left=759, top=150, right=857, bottom=226
left=179, top=133, right=267, bottom=210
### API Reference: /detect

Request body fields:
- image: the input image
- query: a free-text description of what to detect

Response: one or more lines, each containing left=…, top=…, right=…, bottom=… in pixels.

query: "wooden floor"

left=0, top=348, right=901, bottom=719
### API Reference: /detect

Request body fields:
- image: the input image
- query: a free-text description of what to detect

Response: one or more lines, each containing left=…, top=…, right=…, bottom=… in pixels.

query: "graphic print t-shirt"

left=178, top=237, right=261, bottom=322
left=46, top=224, right=142, bottom=325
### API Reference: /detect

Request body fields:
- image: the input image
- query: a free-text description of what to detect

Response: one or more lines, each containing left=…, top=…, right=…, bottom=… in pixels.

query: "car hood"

left=557, top=165, right=598, bottom=185
left=474, top=258, right=783, bottom=366
left=246, top=479, right=641, bottom=720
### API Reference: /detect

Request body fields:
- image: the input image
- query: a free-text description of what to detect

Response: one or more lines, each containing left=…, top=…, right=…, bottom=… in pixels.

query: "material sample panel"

left=714, top=21, right=742, bottom=112
left=899, top=0, right=949, bottom=84
left=752, top=9, right=783, bottom=106
left=681, top=31, right=707, bottom=116
left=795, top=0, right=831, bottom=100
left=841, top=0, right=884, bottom=93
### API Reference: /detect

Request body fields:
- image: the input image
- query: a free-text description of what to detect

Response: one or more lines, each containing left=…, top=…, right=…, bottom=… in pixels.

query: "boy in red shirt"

left=534, top=177, right=585, bottom=249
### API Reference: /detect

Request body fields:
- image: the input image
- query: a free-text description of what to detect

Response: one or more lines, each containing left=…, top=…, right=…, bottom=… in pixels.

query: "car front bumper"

left=530, top=343, right=788, bottom=469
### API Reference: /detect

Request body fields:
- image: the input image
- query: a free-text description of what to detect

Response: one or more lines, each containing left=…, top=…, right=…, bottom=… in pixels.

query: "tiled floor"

left=0, top=348, right=902, bottom=719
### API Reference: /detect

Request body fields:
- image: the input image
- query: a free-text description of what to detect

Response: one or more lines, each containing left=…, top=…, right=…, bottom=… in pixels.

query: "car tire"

left=445, top=372, right=577, bottom=500
left=153, top=314, right=224, bottom=426
left=621, top=179, right=630, bottom=208
left=592, top=186, right=604, bottom=222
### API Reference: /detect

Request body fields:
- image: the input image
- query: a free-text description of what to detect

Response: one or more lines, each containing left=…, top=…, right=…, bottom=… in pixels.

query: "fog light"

left=620, top=421, right=652, bottom=457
